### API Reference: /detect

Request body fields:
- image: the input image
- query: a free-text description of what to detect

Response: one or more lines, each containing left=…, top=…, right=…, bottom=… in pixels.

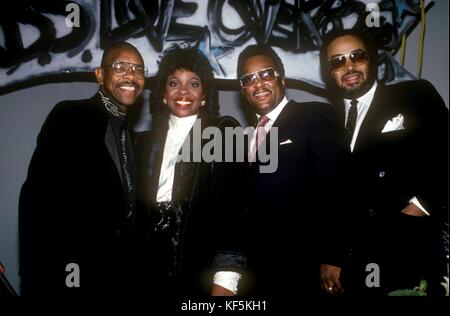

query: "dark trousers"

left=342, top=213, right=444, bottom=296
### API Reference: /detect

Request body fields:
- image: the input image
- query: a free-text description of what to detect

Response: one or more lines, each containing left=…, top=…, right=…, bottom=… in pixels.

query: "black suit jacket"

left=337, top=80, right=448, bottom=217
left=240, top=100, right=348, bottom=295
left=19, top=93, right=138, bottom=296
left=135, top=115, right=246, bottom=295
left=336, top=80, right=448, bottom=293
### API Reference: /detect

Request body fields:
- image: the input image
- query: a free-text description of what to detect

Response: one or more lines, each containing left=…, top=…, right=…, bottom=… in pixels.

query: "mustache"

left=116, top=81, right=140, bottom=89
left=253, top=88, right=271, bottom=96
left=342, top=70, right=363, bottom=79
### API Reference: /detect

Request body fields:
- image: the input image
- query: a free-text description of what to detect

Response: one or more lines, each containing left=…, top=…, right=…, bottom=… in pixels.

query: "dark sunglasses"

left=239, top=67, right=280, bottom=88
left=328, top=49, right=369, bottom=72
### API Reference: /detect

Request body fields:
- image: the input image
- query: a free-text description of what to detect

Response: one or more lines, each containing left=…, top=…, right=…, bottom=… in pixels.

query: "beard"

left=338, top=71, right=374, bottom=99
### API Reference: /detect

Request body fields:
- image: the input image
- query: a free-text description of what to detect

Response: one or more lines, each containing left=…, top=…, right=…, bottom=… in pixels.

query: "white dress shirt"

left=344, top=81, right=377, bottom=153
left=248, top=96, right=289, bottom=153
left=344, top=81, right=428, bottom=215
left=156, top=114, right=197, bottom=202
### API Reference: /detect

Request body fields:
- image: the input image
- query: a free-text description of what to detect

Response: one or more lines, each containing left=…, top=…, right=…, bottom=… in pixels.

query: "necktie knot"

left=249, top=115, right=270, bottom=162
left=257, top=115, right=270, bottom=128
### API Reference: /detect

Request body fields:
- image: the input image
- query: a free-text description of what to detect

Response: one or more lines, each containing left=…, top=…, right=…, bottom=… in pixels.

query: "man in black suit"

left=19, top=42, right=145, bottom=295
left=220, top=45, right=347, bottom=298
left=319, top=30, right=448, bottom=296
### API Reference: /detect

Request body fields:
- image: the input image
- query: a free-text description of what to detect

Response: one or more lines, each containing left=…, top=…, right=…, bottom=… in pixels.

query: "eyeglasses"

left=328, top=49, right=369, bottom=72
left=103, top=61, right=148, bottom=78
left=239, top=67, right=280, bottom=88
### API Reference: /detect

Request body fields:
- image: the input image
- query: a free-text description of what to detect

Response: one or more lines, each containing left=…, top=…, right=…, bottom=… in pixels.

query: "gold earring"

left=162, top=98, right=167, bottom=104
left=201, top=100, right=206, bottom=107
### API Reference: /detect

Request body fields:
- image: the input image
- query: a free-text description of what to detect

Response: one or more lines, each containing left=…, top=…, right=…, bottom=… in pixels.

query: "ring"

left=328, top=287, right=333, bottom=291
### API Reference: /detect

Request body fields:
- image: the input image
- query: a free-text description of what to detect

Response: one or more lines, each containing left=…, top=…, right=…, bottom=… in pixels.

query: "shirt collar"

left=169, top=113, right=198, bottom=133
left=344, top=81, right=378, bottom=108
left=256, top=96, right=289, bottom=123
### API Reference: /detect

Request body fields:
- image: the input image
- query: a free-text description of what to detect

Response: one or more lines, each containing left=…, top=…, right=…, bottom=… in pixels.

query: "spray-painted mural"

left=0, top=0, right=434, bottom=94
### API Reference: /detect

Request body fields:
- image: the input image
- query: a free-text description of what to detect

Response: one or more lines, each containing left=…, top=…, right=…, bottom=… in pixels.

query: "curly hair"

left=150, top=44, right=219, bottom=124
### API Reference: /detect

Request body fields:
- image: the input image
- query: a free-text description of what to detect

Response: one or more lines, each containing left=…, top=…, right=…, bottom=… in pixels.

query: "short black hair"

left=319, top=28, right=378, bottom=86
left=150, top=44, right=219, bottom=122
left=236, top=45, right=285, bottom=126
left=100, top=42, right=144, bottom=66
left=237, top=45, right=285, bottom=79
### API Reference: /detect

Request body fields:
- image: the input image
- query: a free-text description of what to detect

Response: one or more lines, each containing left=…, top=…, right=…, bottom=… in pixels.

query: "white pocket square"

left=382, top=114, right=405, bottom=133
left=280, top=139, right=293, bottom=145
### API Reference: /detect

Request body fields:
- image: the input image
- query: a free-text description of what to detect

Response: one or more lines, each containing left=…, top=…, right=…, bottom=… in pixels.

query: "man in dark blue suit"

left=227, top=45, right=348, bottom=298
left=319, top=29, right=448, bottom=296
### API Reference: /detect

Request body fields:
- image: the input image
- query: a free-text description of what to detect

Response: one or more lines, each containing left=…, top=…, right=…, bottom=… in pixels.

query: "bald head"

left=95, top=42, right=145, bottom=109
left=101, top=42, right=144, bottom=67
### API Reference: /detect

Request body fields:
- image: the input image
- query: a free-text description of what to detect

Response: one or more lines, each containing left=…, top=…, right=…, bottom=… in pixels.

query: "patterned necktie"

left=249, top=115, right=270, bottom=162
left=256, top=115, right=270, bottom=149
left=346, top=99, right=358, bottom=146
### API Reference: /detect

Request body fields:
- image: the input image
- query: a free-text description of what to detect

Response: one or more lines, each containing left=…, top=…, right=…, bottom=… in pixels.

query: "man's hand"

left=401, top=202, right=427, bottom=217
left=211, top=284, right=236, bottom=296
left=320, top=264, right=344, bottom=295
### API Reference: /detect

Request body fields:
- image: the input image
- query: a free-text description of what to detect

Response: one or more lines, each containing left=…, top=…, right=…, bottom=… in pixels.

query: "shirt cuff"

left=409, top=196, right=430, bottom=216
left=213, top=271, right=242, bottom=294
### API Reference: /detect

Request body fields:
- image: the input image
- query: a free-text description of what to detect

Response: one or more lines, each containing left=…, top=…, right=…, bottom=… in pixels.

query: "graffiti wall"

left=0, top=0, right=434, bottom=94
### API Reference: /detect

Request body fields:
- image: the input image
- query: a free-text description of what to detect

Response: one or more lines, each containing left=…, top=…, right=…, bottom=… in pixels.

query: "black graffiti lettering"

left=209, top=0, right=281, bottom=46
left=0, top=0, right=434, bottom=93
left=314, top=1, right=367, bottom=39
left=206, top=0, right=392, bottom=53
left=37, top=1, right=94, bottom=59
left=208, top=0, right=251, bottom=46
left=166, top=0, right=205, bottom=44
left=377, top=0, right=411, bottom=50
left=99, top=0, right=151, bottom=49
left=0, top=3, right=57, bottom=72
left=268, top=0, right=324, bottom=52
left=0, top=1, right=94, bottom=74
left=101, top=0, right=204, bottom=52
left=138, top=0, right=174, bottom=52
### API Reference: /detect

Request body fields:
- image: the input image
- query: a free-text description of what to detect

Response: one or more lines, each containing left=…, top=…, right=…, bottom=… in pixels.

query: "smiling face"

left=95, top=47, right=145, bottom=110
left=241, top=54, right=285, bottom=115
left=326, top=35, right=373, bottom=99
left=164, top=69, right=205, bottom=117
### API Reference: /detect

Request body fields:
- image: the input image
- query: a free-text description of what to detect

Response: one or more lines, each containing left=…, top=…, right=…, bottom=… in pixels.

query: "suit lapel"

left=86, top=92, right=123, bottom=183
left=173, top=125, right=200, bottom=204
left=353, top=85, right=389, bottom=152
left=142, top=119, right=201, bottom=204
left=270, top=100, right=293, bottom=141
left=249, top=101, right=293, bottom=170
left=145, top=121, right=169, bottom=202
left=336, top=99, right=346, bottom=127
left=104, top=121, right=123, bottom=185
